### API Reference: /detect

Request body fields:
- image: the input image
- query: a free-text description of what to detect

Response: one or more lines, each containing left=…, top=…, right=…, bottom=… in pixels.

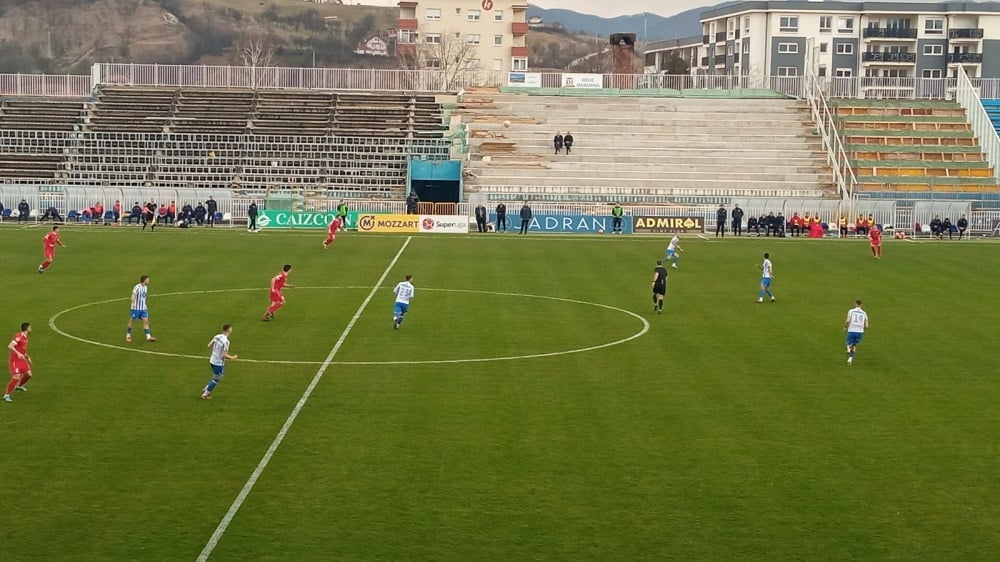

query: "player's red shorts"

left=9, top=359, right=29, bottom=375
left=269, top=291, right=285, bottom=304
left=44, top=248, right=55, bottom=259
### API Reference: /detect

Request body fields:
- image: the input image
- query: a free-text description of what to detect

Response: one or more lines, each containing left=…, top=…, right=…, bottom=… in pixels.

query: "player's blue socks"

left=144, top=328, right=151, bottom=337
left=126, top=327, right=132, bottom=335
left=205, top=378, right=220, bottom=392
left=759, top=289, right=773, bottom=299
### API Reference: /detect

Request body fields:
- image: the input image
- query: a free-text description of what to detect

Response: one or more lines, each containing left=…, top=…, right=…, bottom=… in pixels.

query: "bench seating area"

left=0, top=86, right=451, bottom=192
left=836, top=100, right=997, bottom=193
left=984, top=99, right=1000, bottom=138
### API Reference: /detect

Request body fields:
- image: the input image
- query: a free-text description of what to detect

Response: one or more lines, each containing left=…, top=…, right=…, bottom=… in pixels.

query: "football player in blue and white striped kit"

left=126, top=275, right=156, bottom=342
left=202, top=324, right=238, bottom=400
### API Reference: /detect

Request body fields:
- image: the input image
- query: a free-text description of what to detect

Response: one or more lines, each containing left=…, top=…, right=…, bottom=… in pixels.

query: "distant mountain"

left=526, top=3, right=738, bottom=41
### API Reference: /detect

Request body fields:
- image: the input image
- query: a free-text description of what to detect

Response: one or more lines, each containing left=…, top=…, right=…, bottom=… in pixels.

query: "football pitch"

left=2, top=224, right=999, bottom=561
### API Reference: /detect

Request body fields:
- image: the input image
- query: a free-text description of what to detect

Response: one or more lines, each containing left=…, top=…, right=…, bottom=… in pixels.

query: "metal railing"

left=955, top=65, right=1000, bottom=182
left=0, top=74, right=93, bottom=97
left=804, top=71, right=858, bottom=199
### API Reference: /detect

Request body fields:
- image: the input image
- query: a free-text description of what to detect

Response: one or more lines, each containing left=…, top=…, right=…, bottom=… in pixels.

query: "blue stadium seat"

left=983, top=99, right=1000, bottom=137
left=67, top=210, right=80, bottom=222
left=103, top=210, right=116, bottom=223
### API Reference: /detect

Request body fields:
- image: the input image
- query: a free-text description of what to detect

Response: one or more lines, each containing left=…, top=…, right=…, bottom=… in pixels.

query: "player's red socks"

left=41, top=260, right=51, bottom=270
left=6, top=378, right=18, bottom=395
left=19, top=374, right=31, bottom=387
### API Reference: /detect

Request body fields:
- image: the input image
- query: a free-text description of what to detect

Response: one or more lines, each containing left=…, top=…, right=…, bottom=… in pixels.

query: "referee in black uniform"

left=652, top=260, right=668, bottom=314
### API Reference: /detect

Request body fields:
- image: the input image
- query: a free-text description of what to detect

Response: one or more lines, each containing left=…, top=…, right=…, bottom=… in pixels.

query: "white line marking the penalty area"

left=196, top=236, right=412, bottom=562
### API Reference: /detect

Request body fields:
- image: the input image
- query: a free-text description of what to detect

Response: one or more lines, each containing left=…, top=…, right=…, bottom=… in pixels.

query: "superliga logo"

left=422, top=218, right=436, bottom=230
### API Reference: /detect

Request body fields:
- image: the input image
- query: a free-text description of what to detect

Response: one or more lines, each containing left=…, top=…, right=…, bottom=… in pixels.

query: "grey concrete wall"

left=916, top=39, right=948, bottom=76
left=983, top=40, right=1000, bottom=78
left=832, top=38, right=859, bottom=74
left=770, top=36, right=806, bottom=75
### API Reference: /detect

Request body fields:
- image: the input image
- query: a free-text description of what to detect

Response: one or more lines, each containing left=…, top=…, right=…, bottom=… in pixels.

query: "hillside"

left=526, top=3, right=738, bottom=41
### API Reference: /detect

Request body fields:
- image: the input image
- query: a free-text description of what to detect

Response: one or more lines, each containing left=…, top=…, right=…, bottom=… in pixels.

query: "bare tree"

left=232, top=35, right=276, bottom=88
left=400, top=31, right=480, bottom=90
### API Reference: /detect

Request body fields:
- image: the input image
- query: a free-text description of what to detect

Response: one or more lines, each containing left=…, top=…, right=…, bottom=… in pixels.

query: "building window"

left=466, top=59, right=480, bottom=69
left=512, top=58, right=527, bottom=70
left=494, top=10, right=503, bottom=21
left=777, top=66, right=798, bottom=77
left=426, top=8, right=441, bottom=20
left=818, top=65, right=827, bottom=77
left=922, top=69, right=942, bottom=79
left=398, top=30, right=416, bottom=44
left=467, top=34, right=480, bottom=45
left=820, top=42, right=829, bottom=53
left=744, top=16, right=750, bottom=35
left=742, top=41, right=750, bottom=54
left=468, top=9, right=480, bottom=21
left=455, top=7, right=461, bottom=15
left=882, top=69, right=908, bottom=78
left=923, top=44, right=943, bottom=56
left=835, top=68, right=853, bottom=78
left=778, top=42, right=798, bottom=54
left=493, top=35, right=503, bottom=46
left=493, top=59, right=503, bottom=71
left=838, top=17, right=855, bottom=33
left=727, top=44, right=734, bottom=55
left=779, top=16, right=798, bottom=32
left=925, top=18, right=944, bottom=34
left=425, top=33, right=441, bottom=44
left=836, top=43, right=854, bottom=55
left=819, top=16, right=832, bottom=32
left=426, top=58, right=441, bottom=69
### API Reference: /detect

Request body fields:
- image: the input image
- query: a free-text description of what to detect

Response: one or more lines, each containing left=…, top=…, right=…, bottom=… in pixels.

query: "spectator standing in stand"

left=731, top=204, right=744, bottom=236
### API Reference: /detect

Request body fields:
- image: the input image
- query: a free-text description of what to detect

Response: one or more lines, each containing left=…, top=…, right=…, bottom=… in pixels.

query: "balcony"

left=715, top=31, right=727, bottom=43
left=862, top=51, right=916, bottom=63
left=714, top=54, right=726, bottom=65
left=863, top=27, right=918, bottom=39
left=396, top=18, right=417, bottom=31
left=949, top=28, right=984, bottom=40
left=948, top=53, right=983, bottom=64
left=511, top=22, right=528, bottom=35
left=510, top=46, right=528, bottom=57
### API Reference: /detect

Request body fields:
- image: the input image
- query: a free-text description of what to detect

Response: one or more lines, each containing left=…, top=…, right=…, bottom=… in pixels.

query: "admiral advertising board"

left=633, top=216, right=704, bottom=234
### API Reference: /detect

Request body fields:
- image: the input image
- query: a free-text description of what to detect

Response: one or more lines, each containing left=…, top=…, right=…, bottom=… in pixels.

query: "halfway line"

left=196, top=236, right=412, bottom=562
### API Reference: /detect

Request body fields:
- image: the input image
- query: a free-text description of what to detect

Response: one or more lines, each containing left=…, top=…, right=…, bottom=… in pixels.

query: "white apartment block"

left=397, top=0, right=528, bottom=74
left=646, top=1, right=1000, bottom=81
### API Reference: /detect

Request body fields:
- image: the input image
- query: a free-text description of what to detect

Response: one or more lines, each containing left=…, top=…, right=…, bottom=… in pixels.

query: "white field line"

left=195, top=236, right=412, bottom=562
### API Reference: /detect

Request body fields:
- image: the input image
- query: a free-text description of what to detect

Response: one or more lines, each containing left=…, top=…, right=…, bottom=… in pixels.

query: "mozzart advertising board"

left=356, top=213, right=420, bottom=233
left=522, top=214, right=632, bottom=234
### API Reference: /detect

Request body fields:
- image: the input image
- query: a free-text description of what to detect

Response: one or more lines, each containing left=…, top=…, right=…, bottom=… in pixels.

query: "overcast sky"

left=530, top=0, right=725, bottom=17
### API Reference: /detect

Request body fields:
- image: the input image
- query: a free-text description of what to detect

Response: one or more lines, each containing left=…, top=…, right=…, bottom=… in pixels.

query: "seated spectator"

left=839, top=215, right=848, bottom=238
left=81, top=208, right=92, bottom=221
left=757, top=214, right=767, bottom=236
left=957, top=215, right=969, bottom=239
left=157, top=204, right=169, bottom=225
left=929, top=216, right=943, bottom=239
left=180, top=203, right=194, bottom=223
left=194, top=202, right=207, bottom=226
left=747, top=216, right=758, bottom=236
left=42, top=206, right=63, bottom=222
left=93, top=202, right=104, bottom=223
left=942, top=217, right=953, bottom=240
left=789, top=212, right=803, bottom=237
left=855, top=215, right=867, bottom=237
left=112, top=200, right=122, bottom=224
left=127, top=203, right=143, bottom=225
left=775, top=212, right=785, bottom=237
left=17, top=199, right=30, bottom=223
left=166, top=201, right=176, bottom=224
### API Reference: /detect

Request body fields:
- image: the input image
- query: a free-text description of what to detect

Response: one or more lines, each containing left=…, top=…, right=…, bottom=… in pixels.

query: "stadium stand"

left=0, top=85, right=453, bottom=195
left=461, top=90, right=834, bottom=203
left=835, top=99, right=997, bottom=192
left=984, top=99, right=1000, bottom=137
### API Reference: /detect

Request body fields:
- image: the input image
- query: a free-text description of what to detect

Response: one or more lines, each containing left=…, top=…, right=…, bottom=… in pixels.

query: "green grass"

left=2, top=224, right=1000, bottom=561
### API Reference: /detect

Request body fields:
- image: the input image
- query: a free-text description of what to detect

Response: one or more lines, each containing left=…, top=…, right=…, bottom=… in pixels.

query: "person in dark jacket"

left=519, top=201, right=532, bottom=235
left=731, top=204, right=744, bottom=236
left=563, top=132, right=574, bottom=154
left=194, top=202, right=207, bottom=226
left=248, top=202, right=259, bottom=232
left=957, top=215, right=969, bottom=239
left=405, top=192, right=419, bottom=214
left=206, top=196, right=218, bottom=227
left=17, top=199, right=30, bottom=223
left=474, top=204, right=487, bottom=232
left=747, top=216, right=758, bottom=236
left=495, top=202, right=507, bottom=233
left=553, top=132, right=564, bottom=155
left=942, top=217, right=953, bottom=240
left=715, top=204, right=727, bottom=238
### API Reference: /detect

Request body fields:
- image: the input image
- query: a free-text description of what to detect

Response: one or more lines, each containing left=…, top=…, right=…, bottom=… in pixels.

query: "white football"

left=598, top=229, right=605, bottom=234
left=503, top=120, right=511, bottom=128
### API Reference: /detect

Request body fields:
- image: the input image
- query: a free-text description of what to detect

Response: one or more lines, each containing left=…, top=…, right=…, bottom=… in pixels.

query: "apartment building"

left=396, top=0, right=529, bottom=74
left=646, top=1, right=1000, bottom=80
